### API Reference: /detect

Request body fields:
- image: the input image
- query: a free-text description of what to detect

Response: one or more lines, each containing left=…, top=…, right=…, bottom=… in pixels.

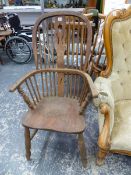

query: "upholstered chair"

left=94, top=7, right=131, bottom=165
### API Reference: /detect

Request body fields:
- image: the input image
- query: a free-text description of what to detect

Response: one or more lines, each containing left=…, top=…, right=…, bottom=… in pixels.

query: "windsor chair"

left=9, top=11, right=98, bottom=167
left=10, top=68, right=98, bottom=167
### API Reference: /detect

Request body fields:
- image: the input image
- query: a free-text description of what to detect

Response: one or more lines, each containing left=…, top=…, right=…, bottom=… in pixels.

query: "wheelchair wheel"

left=5, top=36, right=32, bottom=64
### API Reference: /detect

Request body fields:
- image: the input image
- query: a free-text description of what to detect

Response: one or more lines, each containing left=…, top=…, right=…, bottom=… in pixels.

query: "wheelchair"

left=4, top=13, right=33, bottom=64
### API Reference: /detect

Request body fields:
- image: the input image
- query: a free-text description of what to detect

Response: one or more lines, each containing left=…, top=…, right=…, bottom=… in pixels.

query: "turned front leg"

left=97, top=103, right=111, bottom=165
left=25, top=127, right=31, bottom=160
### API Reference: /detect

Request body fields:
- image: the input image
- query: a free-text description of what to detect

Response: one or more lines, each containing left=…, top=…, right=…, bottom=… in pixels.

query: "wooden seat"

left=22, top=97, right=85, bottom=133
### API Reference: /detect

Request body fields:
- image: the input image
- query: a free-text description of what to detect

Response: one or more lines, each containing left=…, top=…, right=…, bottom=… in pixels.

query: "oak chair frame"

left=10, top=68, right=98, bottom=168
left=96, top=7, right=131, bottom=165
left=9, top=12, right=97, bottom=168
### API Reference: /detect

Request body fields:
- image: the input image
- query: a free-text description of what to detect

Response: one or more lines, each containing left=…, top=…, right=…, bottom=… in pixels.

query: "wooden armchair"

left=32, top=11, right=92, bottom=71
left=89, top=13, right=106, bottom=77
left=9, top=11, right=97, bottom=168
left=10, top=68, right=98, bottom=167
left=93, top=8, right=131, bottom=165
left=82, top=9, right=107, bottom=77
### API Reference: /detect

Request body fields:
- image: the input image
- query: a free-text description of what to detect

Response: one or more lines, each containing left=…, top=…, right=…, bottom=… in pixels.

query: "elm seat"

left=22, top=97, right=85, bottom=133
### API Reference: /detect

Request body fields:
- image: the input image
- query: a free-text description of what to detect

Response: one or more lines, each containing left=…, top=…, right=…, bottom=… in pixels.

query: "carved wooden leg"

left=96, top=103, right=111, bottom=166
left=78, top=133, right=87, bottom=168
left=25, top=127, right=31, bottom=160
left=97, top=148, right=108, bottom=166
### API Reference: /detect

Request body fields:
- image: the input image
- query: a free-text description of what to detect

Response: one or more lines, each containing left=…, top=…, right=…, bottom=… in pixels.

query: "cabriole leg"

left=97, top=148, right=108, bottom=166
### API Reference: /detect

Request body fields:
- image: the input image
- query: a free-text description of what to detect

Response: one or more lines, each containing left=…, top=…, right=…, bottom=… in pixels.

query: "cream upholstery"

left=111, top=17, right=131, bottom=101
left=94, top=15, right=131, bottom=151
left=111, top=100, right=131, bottom=151
left=94, top=76, right=115, bottom=134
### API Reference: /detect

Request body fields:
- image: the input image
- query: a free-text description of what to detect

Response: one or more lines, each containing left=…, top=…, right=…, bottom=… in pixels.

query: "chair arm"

left=98, top=13, right=106, bottom=20
left=9, top=70, right=37, bottom=92
left=94, top=77, right=115, bottom=135
left=98, top=103, right=111, bottom=151
left=94, top=77, right=114, bottom=108
left=84, top=13, right=94, bottom=19
left=10, top=69, right=98, bottom=98
left=9, top=68, right=98, bottom=113
left=94, top=77, right=115, bottom=152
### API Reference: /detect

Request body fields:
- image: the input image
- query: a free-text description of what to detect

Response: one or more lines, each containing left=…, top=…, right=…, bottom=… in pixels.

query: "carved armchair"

left=32, top=11, right=92, bottom=71
left=94, top=8, right=131, bottom=165
left=10, top=68, right=98, bottom=168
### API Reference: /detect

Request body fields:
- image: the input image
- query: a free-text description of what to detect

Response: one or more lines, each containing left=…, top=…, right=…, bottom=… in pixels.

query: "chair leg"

left=96, top=147, right=108, bottom=166
left=0, top=57, right=3, bottom=65
left=78, top=133, right=87, bottom=168
left=25, top=127, right=31, bottom=160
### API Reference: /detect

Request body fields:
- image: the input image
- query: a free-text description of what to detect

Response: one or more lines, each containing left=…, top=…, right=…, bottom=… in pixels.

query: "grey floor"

left=0, top=53, right=131, bottom=175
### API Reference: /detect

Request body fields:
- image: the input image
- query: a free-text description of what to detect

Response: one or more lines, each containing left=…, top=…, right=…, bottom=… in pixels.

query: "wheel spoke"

left=6, top=36, right=32, bottom=64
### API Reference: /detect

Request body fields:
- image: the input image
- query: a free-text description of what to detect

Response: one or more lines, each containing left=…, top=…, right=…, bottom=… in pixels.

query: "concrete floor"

left=0, top=54, right=131, bottom=175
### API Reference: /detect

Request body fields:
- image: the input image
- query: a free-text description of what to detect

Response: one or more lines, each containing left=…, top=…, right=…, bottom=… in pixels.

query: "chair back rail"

left=32, top=11, right=92, bottom=72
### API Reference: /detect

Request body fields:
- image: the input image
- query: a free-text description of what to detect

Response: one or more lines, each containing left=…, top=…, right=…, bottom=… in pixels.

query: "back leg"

left=78, top=133, right=87, bottom=168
